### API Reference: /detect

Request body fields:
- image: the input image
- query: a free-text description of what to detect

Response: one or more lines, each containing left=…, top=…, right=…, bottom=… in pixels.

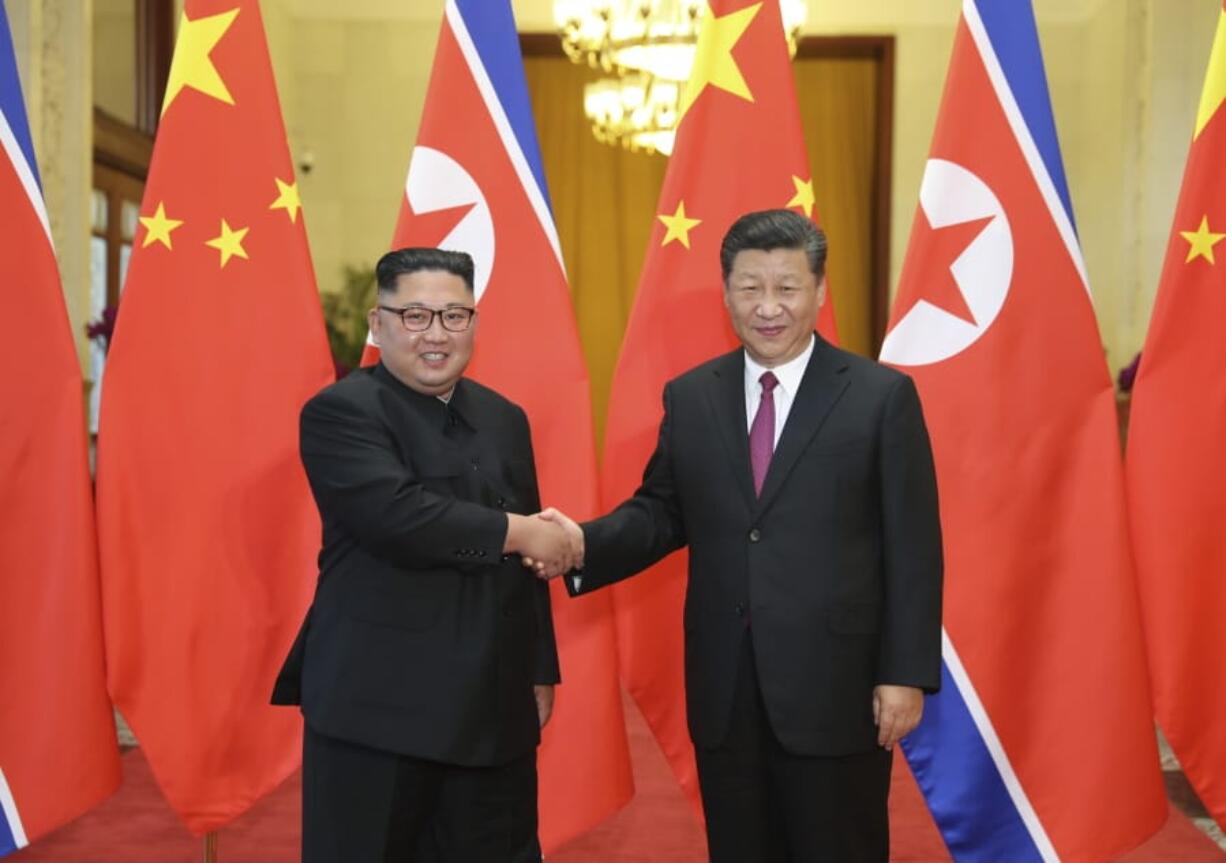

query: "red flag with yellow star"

left=95, top=0, right=333, bottom=834
left=601, top=0, right=836, bottom=811
left=1127, top=1, right=1226, bottom=831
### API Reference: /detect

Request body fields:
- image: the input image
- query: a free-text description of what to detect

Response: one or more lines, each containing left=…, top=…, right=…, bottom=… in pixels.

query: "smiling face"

left=368, top=269, right=477, bottom=397
left=723, top=247, right=825, bottom=368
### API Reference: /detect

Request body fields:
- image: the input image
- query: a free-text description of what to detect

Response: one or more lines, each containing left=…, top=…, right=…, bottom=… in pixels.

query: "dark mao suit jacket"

left=273, top=363, right=560, bottom=767
left=571, top=336, right=942, bottom=755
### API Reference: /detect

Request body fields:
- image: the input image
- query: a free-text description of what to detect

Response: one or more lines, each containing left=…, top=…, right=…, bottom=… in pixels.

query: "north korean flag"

left=883, top=2, right=1166, bottom=860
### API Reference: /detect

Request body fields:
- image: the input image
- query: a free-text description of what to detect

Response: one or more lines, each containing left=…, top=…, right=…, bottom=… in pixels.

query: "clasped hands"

left=504, top=508, right=583, bottom=579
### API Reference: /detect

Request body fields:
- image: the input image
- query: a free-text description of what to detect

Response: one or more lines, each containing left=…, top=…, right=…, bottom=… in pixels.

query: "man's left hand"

left=873, top=685, right=923, bottom=750
left=534, top=685, right=555, bottom=729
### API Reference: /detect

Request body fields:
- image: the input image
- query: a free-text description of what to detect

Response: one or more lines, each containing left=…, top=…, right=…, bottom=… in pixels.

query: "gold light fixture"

left=554, top=0, right=807, bottom=155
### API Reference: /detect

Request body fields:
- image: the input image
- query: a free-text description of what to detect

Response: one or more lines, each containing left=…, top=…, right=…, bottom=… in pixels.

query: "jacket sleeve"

left=569, top=382, right=687, bottom=597
left=876, top=374, right=944, bottom=692
left=299, top=387, right=508, bottom=570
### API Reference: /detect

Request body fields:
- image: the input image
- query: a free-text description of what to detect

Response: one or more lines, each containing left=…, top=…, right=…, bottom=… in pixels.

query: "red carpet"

left=14, top=696, right=1223, bottom=861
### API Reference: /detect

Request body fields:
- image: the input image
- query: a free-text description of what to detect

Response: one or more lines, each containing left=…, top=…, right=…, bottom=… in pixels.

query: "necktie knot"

left=760, top=371, right=779, bottom=393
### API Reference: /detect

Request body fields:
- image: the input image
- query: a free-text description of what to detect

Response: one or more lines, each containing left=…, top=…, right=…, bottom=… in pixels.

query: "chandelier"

left=554, top=1, right=807, bottom=156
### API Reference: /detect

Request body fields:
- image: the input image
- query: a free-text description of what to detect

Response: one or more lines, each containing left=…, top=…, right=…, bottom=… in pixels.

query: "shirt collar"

left=743, top=333, right=815, bottom=397
left=374, top=363, right=477, bottom=431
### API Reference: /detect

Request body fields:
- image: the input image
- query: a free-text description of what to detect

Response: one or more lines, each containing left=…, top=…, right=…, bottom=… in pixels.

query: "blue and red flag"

left=374, top=0, right=633, bottom=850
left=0, top=4, right=120, bottom=855
left=882, top=2, right=1166, bottom=859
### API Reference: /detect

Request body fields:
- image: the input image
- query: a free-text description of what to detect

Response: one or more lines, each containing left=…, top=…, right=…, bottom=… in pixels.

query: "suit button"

left=748, top=528, right=761, bottom=543
left=735, top=602, right=746, bottom=617
left=497, top=497, right=508, bottom=509
left=501, top=553, right=512, bottom=562
left=479, top=550, right=487, bottom=558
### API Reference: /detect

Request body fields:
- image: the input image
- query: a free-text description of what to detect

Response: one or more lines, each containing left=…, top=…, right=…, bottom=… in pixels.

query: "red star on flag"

left=895, top=210, right=994, bottom=325
left=397, top=198, right=476, bottom=248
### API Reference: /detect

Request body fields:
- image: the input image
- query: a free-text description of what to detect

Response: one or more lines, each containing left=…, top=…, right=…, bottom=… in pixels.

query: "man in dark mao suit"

left=540, top=210, right=943, bottom=862
left=273, top=248, right=581, bottom=863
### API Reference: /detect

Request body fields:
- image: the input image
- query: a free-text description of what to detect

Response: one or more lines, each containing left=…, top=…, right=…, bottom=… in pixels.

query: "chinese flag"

left=0, top=7, right=119, bottom=855
left=374, top=0, right=633, bottom=849
left=882, top=3, right=1164, bottom=859
left=1127, top=1, right=1226, bottom=832
left=96, top=0, right=333, bottom=834
left=602, top=0, right=836, bottom=810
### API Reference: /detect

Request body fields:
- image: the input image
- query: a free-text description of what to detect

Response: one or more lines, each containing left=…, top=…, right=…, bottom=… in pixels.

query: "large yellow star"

left=1180, top=215, right=1225, bottom=264
left=658, top=201, right=702, bottom=249
left=205, top=219, right=250, bottom=267
left=162, top=8, right=240, bottom=115
left=677, top=2, right=762, bottom=122
left=1194, top=9, right=1226, bottom=138
left=270, top=177, right=301, bottom=223
left=138, top=201, right=184, bottom=250
left=786, top=176, right=816, bottom=218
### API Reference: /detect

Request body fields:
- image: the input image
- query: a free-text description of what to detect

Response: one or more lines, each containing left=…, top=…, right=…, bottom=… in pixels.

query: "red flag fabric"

left=601, top=0, right=836, bottom=811
left=0, top=7, right=120, bottom=853
left=95, top=0, right=333, bottom=834
left=372, top=0, right=633, bottom=849
left=1127, top=1, right=1226, bottom=831
left=881, top=2, right=1165, bottom=858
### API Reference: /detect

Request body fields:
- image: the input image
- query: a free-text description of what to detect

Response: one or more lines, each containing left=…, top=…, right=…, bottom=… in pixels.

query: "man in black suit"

left=273, top=247, right=580, bottom=863
left=540, top=210, right=943, bottom=862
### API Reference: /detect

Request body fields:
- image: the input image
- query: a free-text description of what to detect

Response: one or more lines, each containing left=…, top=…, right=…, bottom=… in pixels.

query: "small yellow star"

left=162, top=8, right=240, bottom=115
left=138, top=202, right=184, bottom=250
left=1180, top=215, right=1225, bottom=264
left=786, top=176, right=816, bottom=218
left=205, top=219, right=250, bottom=267
left=269, top=177, right=301, bottom=223
left=658, top=201, right=702, bottom=249
left=678, top=2, right=762, bottom=122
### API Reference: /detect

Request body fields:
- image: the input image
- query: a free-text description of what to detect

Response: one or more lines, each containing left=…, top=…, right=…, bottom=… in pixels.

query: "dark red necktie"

left=749, top=371, right=778, bottom=496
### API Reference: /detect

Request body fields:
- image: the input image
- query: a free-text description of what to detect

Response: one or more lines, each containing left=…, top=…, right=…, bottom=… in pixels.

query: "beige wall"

left=8, top=0, right=93, bottom=368
left=263, top=0, right=445, bottom=296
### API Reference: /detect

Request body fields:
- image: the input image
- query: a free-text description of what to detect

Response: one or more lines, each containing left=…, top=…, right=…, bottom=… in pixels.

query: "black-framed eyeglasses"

left=378, top=305, right=476, bottom=332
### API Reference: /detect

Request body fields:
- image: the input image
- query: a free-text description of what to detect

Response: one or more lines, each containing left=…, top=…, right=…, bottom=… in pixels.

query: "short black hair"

left=719, top=209, right=827, bottom=282
left=376, top=247, right=474, bottom=294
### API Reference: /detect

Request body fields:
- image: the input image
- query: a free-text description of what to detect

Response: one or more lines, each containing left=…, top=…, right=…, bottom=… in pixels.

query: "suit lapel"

left=704, top=350, right=756, bottom=509
left=755, top=337, right=850, bottom=516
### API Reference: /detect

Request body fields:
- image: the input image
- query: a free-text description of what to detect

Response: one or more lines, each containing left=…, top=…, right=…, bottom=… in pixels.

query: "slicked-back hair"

left=376, top=247, right=475, bottom=294
left=719, top=209, right=827, bottom=283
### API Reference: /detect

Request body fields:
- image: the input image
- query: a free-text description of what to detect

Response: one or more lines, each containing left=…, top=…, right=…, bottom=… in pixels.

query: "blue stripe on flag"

left=0, top=813, right=17, bottom=857
left=973, top=0, right=1074, bottom=233
left=902, top=660, right=1045, bottom=863
left=452, top=0, right=554, bottom=215
left=0, top=4, right=42, bottom=192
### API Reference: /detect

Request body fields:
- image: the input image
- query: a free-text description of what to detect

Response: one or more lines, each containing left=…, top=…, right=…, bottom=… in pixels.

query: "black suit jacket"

left=571, top=336, right=941, bottom=755
left=273, top=364, right=560, bottom=767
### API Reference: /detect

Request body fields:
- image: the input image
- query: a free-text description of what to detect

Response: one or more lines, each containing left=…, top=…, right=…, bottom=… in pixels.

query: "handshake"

left=504, top=508, right=584, bottom=580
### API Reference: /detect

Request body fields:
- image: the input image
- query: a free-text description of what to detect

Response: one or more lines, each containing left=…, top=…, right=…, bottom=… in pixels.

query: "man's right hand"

left=504, top=512, right=581, bottom=578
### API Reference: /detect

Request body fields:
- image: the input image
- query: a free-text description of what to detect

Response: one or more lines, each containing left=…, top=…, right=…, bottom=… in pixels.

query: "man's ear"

left=817, top=276, right=828, bottom=307
left=367, top=308, right=382, bottom=348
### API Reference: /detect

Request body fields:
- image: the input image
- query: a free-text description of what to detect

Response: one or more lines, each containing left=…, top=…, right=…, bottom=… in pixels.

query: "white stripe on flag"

left=0, top=108, right=52, bottom=245
left=443, top=0, right=566, bottom=275
left=963, top=0, right=1089, bottom=295
left=942, top=628, right=1060, bottom=862
left=0, top=767, right=29, bottom=850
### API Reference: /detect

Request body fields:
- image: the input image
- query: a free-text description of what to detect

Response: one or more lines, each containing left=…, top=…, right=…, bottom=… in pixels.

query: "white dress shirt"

left=743, top=335, right=815, bottom=449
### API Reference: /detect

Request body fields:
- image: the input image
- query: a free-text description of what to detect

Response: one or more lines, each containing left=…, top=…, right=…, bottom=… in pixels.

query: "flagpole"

left=203, top=832, right=218, bottom=863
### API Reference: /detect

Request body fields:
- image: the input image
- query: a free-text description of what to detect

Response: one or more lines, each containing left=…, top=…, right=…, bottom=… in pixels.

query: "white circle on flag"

left=880, top=159, right=1013, bottom=367
left=405, top=146, right=495, bottom=302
